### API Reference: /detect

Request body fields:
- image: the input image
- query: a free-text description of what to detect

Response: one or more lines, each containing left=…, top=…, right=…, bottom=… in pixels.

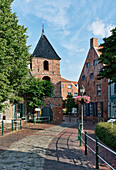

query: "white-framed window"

left=86, top=62, right=90, bottom=68
left=74, top=93, right=77, bottom=97
left=82, top=75, right=85, bottom=81
left=68, top=85, right=72, bottom=89
left=114, top=83, right=116, bottom=94
left=90, top=73, right=94, bottom=79
left=93, top=59, right=97, bottom=66
left=90, top=103, right=93, bottom=116
left=97, top=84, right=101, bottom=96
left=61, top=84, right=64, bottom=88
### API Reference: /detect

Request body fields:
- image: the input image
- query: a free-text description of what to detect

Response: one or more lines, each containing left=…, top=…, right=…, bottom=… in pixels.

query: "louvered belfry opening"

left=44, top=60, right=49, bottom=70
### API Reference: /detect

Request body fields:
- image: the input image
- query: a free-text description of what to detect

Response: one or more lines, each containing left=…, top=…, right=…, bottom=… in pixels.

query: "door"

left=41, top=107, right=53, bottom=121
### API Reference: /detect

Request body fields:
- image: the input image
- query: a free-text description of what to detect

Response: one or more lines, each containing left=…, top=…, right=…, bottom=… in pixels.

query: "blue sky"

left=11, top=0, right=116, bottom=81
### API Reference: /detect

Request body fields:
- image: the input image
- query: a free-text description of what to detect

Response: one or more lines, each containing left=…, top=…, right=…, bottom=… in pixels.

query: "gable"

left=78, top=46, right=102, bottom=83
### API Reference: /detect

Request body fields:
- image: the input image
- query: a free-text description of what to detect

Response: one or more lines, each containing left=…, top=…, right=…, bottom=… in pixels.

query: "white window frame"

left=68, top=85, right=72, bottom=89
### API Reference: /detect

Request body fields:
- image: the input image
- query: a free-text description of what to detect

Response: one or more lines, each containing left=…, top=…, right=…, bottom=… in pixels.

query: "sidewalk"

left=44, top=125, right=94, bottom=170
left=0, top=118, right=94, bottom=170
left=81, top=119, right=116, bottom=170
left=0, top=116, right=115, bottom=169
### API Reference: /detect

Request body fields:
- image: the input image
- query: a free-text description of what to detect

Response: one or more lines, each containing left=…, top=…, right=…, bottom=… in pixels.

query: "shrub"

left=95, top=122, right=116, bottom=150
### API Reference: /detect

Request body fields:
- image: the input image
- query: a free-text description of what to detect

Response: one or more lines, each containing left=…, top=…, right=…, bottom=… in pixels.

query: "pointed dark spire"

left=42, top=21, right=44, bottom=35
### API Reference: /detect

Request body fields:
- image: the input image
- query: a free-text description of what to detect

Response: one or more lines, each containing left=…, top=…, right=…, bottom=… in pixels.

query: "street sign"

left=35, top=108, right=41, bottom=111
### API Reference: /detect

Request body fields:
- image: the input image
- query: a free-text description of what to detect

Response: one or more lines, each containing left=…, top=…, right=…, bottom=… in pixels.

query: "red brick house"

left=78, top=38, right=108, bottom=120
left=61, top=78, right=78, bottom=100
left=30, top=27, right=63, bottom=121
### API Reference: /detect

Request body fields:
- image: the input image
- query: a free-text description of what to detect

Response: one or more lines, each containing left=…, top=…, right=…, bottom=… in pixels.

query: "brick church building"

left=30, top=24, right=63, bottom=121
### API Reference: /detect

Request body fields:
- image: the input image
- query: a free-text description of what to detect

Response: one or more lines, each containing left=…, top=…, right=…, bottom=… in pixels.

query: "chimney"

left=90, top=38, right=98, bottom=49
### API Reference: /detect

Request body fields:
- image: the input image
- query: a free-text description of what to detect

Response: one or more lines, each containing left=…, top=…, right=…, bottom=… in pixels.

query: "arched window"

left=42, top=76, right=50, bottom=81
left=44, top=60, right=49, bottom=71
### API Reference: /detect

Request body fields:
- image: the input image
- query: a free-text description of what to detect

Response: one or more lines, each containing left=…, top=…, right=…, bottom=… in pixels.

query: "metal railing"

left=0, top=116, right=28, bottom=136
left=0, top=115, right=50, bottom=136
left=78, top=123, right=116, bottom=170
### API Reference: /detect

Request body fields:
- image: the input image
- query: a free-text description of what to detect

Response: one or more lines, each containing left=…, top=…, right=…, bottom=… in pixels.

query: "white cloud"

left=13, top=0, right=71, bottom=29
left=62, top=42, right=85, bottom=55
left=89, top=19, right=115, bottom=37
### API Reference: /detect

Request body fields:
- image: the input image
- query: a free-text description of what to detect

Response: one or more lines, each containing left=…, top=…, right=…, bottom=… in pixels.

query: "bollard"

left=20, top=120, right=22, bottom=130
left=78, top=123, right=80, bottom=140
left=85, top=131, right=87, bottom=155
left=80, top=125, right=82, bottom=146
left=25, top=116, right=27, bottom=125
left=12, top=120, right=13, bottom=132
left=34, top=116, right=35, bottom=124
left=2, top=120, right=4, bottom=136
left=41, top=117, right=43, bottom=123
left=96, top=137, right=99, bottom=169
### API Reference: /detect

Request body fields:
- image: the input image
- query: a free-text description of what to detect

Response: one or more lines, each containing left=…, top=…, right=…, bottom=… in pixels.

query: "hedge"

left=95, top=122, right=116, bottom=150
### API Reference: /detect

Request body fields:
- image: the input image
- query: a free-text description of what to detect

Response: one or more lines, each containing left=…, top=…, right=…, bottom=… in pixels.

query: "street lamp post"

left=80, top=85, right=85, bottom=132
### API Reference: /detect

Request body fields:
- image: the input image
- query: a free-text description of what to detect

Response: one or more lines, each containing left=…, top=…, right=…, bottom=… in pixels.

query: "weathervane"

left=42, top=21, right=44, bottom=35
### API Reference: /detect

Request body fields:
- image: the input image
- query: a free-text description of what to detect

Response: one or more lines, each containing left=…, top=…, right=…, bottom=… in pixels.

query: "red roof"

left=61, top=78, right=78, bottom=84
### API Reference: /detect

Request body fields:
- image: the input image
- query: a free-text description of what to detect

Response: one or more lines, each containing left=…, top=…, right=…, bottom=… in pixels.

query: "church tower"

left=31, top=22, right=63, bottom=121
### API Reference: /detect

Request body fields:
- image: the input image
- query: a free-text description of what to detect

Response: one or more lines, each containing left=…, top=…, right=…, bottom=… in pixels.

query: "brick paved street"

left=0, top=118, right=94, bottom=170
left=0, top=116, right=115, bottom=169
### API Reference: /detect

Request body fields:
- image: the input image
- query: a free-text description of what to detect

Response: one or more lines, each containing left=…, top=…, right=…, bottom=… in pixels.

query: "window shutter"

left=92, top=102, right=95, bottom=116
left=101, top=102, right=103, bottom=117
left=95, top=102, right=98, bottom=117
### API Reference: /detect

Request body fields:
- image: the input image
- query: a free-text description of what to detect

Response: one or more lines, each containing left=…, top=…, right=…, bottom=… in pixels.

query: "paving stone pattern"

left=44, top=127, right=94, bottom=170
left=0, top=121, right=94, bottom=170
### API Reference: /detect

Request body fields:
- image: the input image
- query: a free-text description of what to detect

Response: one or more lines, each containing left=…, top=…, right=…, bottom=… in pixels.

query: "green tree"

left=98, top=27, right=116, bottom=84
left=21, top=77, right=54, bottom=113
left=66, top=94, right=77, bottom=114
left=0, top=0, right=30, bottom=111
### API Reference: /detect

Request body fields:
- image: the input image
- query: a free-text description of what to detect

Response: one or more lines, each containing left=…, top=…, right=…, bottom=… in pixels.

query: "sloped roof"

left=32, top=34, right=61, bottom=60
left=61, top=78, right=78, bottom=84
left=61, top=78, right=70, bottom=82
left=94, top=46, right=102, bottom=57
left=71, top=81, right=78, bottom=85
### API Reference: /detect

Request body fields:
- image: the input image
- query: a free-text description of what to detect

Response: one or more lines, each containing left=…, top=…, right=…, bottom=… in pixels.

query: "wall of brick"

left=31, top=57, right=63, bottom=121
left=78, top=38, right=108, bottom=119
left=61, top=81, right=78, bottom=100
left=44, top=97, right=63, bottom=121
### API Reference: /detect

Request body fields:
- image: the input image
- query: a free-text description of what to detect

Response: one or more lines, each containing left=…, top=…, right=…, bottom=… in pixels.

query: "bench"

left=36, top=116, right=50, bottom=123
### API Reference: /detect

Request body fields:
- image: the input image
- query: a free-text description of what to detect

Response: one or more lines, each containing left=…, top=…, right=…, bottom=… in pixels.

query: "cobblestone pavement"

left=0, top=116, right=115, bottom=170
left=0, top=120, right=94, bottom=170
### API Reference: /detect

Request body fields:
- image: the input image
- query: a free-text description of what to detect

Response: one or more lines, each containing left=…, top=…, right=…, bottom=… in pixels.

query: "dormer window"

left=44, top=60, right=49, bottom=70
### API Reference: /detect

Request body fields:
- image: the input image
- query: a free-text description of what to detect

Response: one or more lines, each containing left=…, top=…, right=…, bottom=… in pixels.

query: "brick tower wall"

left=31, top=58, right=63, bottom=121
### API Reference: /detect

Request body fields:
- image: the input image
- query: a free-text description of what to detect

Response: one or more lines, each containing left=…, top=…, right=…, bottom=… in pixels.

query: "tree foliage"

left=21, top=77, right=54, bottom=110
left=98, top=27, right=116, bottom=84
left=0, top=0, right=30, bottom=111
left=65, top=94, right=77, bottom=114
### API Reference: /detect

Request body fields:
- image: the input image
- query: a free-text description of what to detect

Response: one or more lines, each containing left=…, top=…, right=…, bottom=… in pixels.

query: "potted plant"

left=75, top=95, right=90, bottom=104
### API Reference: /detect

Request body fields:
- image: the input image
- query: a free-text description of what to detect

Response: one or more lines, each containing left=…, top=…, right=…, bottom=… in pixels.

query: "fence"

left=0, top=117, right=27, bottom=136
left=78, top=123, right=116, bottom=170
left=0, top=116, right=50, bottom=136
